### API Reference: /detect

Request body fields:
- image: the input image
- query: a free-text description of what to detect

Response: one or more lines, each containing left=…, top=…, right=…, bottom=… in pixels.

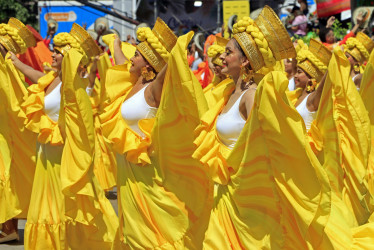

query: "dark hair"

left=319, top=27, right=333, bottom=43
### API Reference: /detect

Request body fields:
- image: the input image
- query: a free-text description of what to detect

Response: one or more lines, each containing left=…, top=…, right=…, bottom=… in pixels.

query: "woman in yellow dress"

left=8, top=23, right=118, bottom=249
left=0, top=18, right=37, bottom=243
left=344, top=32, right=374, bottom=89
left=100, top=18, right=212, bottom=249
left=193, top=6, right=333, bottom=248
left=204, top=36, right=234, bottom=109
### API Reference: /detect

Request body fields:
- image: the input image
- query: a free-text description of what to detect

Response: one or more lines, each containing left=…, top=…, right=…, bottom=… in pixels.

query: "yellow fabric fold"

left=201, top=71, right=331, bottom=249
left=203, top=77, right=234, bottom=109
left=314, top=49, right=373, bottom=226
left=0, top=52, right=36, bottom=222
left=102, top=34, right=136, bottom=65
left=360, top=49, right=374, bottom=200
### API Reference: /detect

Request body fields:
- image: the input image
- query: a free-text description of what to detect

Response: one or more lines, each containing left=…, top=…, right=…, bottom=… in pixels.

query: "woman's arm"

left=148, top=64, right=168, bottom=107
left=113, top=35, right=128, bottom=65
left=8, top=51, right=45, bottom=84
left=308, top=71, right=328, bottom=112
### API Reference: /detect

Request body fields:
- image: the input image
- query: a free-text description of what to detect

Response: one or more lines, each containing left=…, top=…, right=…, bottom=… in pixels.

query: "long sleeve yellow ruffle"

left=194, top=71, right=332, bottom=249
left=311, top=49, right=373, bottom=226
left=24, top=49, right=118, bottom=250
left=0, top=53, right=36, bottom=222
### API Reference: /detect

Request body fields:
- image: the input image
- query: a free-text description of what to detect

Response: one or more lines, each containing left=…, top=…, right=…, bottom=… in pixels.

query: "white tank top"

left=44, top=82, right=62, bottom=122
left=121, top=85, right=158, bottom=138
left=216, top=90, right=249, bottom=149
left=296, top=94, right=316, bottom=131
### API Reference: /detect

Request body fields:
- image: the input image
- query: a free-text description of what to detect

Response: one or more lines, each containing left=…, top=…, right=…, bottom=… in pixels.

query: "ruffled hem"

left=25, top=220, right=114, bottom=250
left=112, top=227, right=198, bottom=250
left=0, top=177, right=21, bottom=223
left=21, top=71, right=64, bottom=145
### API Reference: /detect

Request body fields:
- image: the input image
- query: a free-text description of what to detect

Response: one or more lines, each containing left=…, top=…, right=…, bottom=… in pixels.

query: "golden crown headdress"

left=232, top=5, right=296, bottom=72
left=70, top=23, right=102, bottom=59
left=344, top=32, right=374, bottom=64
left=136, top=17, right=177, bottom=72
left=0, top=17, right=36, bottom=54
left=207, top=36, right=229, bottom=66
left=297, top=39, right=331, bottom=82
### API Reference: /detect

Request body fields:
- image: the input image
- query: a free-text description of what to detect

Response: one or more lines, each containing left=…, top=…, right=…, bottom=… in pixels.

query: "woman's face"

left=325, top=30, right=335, bottom=44
left=51, top=49, right=63, bottom=70
left=284, top=58, right=294, bottom=75
left=345, top=52, right=358, bottom=68
left=220, top=39, right=246, bottom=79
left=129, top=50, right=149, bottom=75
left=294, top=67, right=310, bottom=89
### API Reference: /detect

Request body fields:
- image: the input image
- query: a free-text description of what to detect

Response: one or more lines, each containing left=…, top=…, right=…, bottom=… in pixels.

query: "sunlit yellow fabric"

left=310, top=49, right=373, bottom=226
left=0, top=52, right=36, bottom=222
left=360, top=49, right=374, bottom=201
left=203, top=77, right=234, bottom=109
left=102, top=34, right=136, bottom=65
left=108, top=32, right=213, bottom=249
left=88, top=53, right=117, bottom=191
left=23, top=49, right=118, bottom=250
left=194, top=71, right=331, bottom=248
left=99, top=63, right=153, bottom=166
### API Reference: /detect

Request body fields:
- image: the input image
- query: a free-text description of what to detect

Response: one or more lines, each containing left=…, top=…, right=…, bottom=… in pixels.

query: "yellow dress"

left=21, top=49, right=118, bottom=250
left=308, top=49, right=373, bottom=227
left=193, top=71, right=332, bottom=249
left=100, top=32, right=213, bottom=249
left=0, top=52, right=36, bottom=223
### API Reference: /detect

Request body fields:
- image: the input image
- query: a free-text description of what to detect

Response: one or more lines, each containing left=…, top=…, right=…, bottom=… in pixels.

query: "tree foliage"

left=0, top=0, right=38, bottom=28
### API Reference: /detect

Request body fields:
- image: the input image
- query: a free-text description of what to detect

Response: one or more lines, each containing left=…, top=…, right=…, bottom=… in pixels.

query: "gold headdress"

left=232, top=5, right=296, bottom=72
left=207, top=36, right=229, bottom=66
left=53, top=23, right=102, bottom=65
left=344, top=32, right=374, bottom=64
left=0, top=17, right=36, bottom=54
left=136, top=17, right=177, bottom=72
left=297, top=39, right=331, bottom=82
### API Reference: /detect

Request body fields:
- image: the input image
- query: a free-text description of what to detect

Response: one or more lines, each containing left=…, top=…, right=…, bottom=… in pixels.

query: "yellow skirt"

left=25, top=143, right=117, bottom=250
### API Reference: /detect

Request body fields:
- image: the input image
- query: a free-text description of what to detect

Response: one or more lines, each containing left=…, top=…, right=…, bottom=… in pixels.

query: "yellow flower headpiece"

left=232, top=5, right=296, bottom=72
left=207, top=36, right=229, bottom=66
left=297, top=39, right=331, bottom=82
left=53, top=23, right=102, bottom=66
left=0, top=18, right=36, bottom=54
left=344, top=32, right=374, bottom=64
left=136, top=17, right=177, bottom=72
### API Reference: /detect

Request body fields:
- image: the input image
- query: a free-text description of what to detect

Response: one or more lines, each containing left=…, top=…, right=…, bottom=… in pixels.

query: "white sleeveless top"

left=121, top=85, right=158, bottom=138
left=288, top=77, right=295, bottom=91
left=352, top=74, right=360, bottom=91
left=296, top=94, right=316, bottom=131
left=44, top=82, right=62, bottom=122
left=216, top=90, right=249, bottom=149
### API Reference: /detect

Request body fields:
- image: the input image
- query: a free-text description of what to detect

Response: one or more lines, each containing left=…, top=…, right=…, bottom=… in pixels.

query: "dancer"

left=0, top=18, right=37, bottom=243
left=9, top=23, right=118, bottom=249
left=193, top=6, right=331, bottom=248
left=100, top=18, right=212, bottom=248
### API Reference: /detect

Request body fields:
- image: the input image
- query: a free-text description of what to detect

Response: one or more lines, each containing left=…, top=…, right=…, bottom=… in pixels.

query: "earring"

left=353, top=63, right=360, bottom=74
left=240, top=65, right=254, bottom=83
left=306, top=78, right=317, bottom=93
left=141, top=66, right=156, bottom=82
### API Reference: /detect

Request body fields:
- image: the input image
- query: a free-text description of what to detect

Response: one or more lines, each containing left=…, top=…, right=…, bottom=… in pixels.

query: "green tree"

left=0, top=0, right=37, bottom=27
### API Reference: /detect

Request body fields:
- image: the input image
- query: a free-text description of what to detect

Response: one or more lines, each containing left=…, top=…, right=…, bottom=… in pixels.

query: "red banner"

left=317, top=0, right=351, bottom=18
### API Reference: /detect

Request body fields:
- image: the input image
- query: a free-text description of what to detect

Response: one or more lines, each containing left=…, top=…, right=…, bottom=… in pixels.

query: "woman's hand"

left=7, top=51, right=21, bottom=67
